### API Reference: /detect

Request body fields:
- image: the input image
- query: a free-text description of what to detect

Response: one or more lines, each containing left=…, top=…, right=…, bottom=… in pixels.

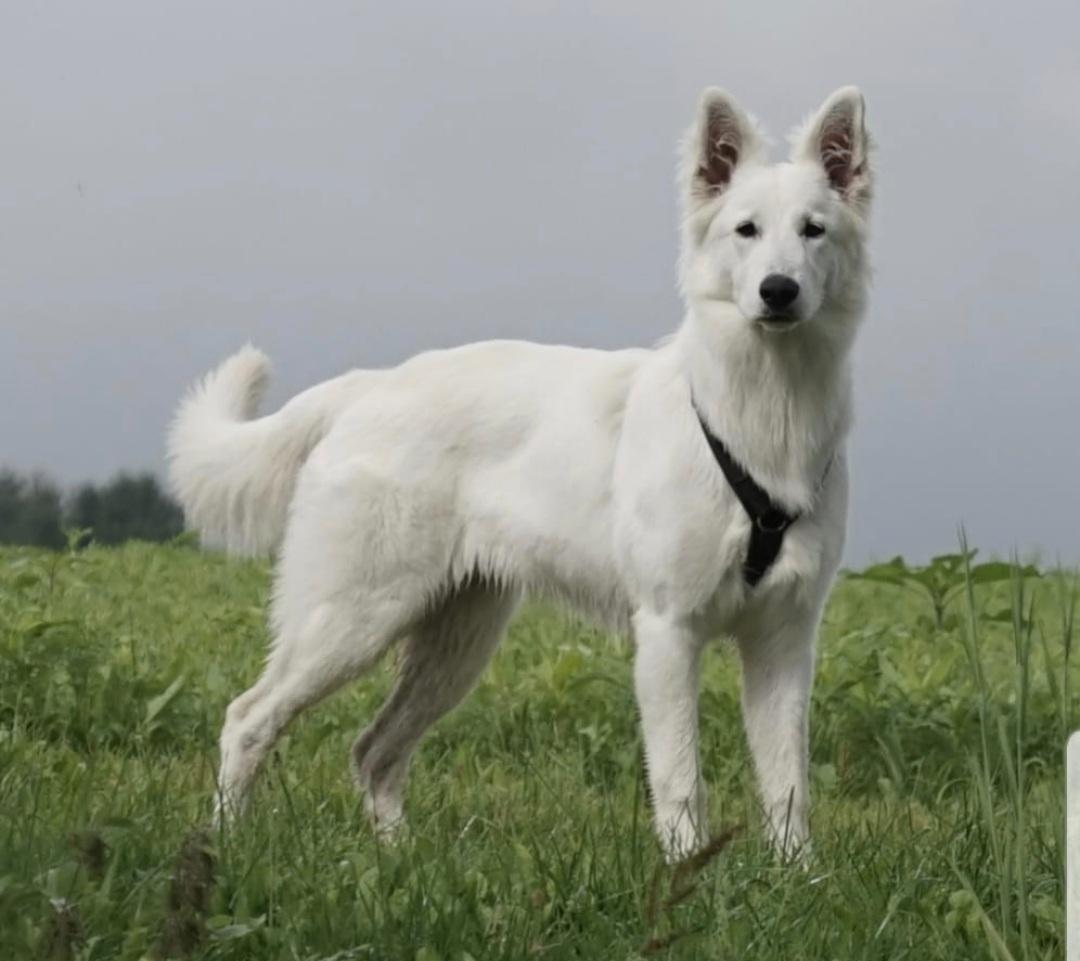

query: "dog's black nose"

left=759, top=274, right=800, bottom=311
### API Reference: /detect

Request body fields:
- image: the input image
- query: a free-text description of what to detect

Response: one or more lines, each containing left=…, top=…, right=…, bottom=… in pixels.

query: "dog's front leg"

left=735, top=614, right=816, bottom=861
left=632, top=608, right=708, bottom=861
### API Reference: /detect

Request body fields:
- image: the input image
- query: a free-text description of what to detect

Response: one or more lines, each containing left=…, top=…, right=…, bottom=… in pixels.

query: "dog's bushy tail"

left=167, top=345, right=344, bottom=557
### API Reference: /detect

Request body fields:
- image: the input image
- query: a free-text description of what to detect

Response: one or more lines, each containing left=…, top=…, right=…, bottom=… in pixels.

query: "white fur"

left=168, top=87, right=873, bottom=861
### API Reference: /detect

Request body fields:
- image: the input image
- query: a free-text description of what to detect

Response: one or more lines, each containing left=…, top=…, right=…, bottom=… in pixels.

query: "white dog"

left=168, top=86, right=873, bottom=861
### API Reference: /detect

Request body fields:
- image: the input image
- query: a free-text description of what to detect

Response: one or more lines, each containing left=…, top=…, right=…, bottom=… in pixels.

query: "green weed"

left=0, top=542, right=1072, bottom=959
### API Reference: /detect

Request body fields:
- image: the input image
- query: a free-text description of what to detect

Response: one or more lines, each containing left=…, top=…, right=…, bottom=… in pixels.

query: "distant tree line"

left=0, top=470, right=184, bottom=549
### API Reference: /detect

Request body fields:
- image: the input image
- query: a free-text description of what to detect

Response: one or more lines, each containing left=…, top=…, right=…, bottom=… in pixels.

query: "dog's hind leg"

left=351, top=579, right=520, bottom=835
left=214, top=593, right=415, bottom=825
left=212, top=450, right=464, bottom=826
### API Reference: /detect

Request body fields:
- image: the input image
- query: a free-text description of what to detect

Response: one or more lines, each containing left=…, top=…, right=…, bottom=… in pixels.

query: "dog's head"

left=678, top=87, right=873, bottom=334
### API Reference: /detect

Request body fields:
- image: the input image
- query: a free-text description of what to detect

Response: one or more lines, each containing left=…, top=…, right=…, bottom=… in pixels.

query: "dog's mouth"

left=755, top=312, right=801, bottom=331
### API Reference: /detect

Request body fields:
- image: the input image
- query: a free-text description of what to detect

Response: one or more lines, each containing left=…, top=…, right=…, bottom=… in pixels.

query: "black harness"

left=695, top=410, right=799, bottom=587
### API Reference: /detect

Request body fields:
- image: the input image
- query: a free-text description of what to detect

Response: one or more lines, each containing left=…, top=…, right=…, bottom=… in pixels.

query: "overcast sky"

left=2, top=1, right=1078, bottom=565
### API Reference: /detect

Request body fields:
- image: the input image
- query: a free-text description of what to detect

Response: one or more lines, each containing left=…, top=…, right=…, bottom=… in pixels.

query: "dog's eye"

left=735, top=221, right=758, bottom=238
left=802, top=222, right=826, bottom=239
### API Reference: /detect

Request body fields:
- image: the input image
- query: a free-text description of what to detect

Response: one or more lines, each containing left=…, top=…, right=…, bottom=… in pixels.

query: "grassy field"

left=0, top=540, right=1073, bottom=960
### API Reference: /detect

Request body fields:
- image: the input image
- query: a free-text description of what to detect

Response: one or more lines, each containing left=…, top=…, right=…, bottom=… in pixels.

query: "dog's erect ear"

left=792, top=87, right=872, bottom=206
left=792, top=87, right=872, bottom=208
left=681, top=89, right=763, bottom=207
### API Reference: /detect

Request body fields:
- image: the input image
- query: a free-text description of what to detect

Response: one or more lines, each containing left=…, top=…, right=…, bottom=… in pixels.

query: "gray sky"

left=2, top=1, right=1079, bottom=565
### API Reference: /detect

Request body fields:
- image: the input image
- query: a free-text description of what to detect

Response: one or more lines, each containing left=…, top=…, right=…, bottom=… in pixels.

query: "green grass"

left=0, top=541, right=1073, bottom=959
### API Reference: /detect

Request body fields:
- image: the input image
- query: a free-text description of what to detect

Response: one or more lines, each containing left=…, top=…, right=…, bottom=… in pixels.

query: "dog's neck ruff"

left=695, top=406, right=802, bottom=587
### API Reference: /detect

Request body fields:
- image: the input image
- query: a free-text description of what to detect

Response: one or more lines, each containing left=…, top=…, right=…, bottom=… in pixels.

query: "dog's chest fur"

left=602, top=310, right=852, bottom=632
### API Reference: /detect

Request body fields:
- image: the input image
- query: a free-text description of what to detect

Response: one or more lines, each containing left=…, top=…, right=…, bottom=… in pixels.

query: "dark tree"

left=0, top=471, right=65, bottom=549
left=0, top=469, right=185, bottom=549
left=66, top=473, right=184, bottom=545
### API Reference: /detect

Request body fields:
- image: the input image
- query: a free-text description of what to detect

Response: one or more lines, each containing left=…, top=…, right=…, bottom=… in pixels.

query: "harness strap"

left=695, top=410, right=798, bottom=587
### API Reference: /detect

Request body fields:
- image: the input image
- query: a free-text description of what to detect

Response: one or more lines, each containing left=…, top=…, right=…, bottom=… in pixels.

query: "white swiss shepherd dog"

left=168, top=86, right=873, bottom=862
